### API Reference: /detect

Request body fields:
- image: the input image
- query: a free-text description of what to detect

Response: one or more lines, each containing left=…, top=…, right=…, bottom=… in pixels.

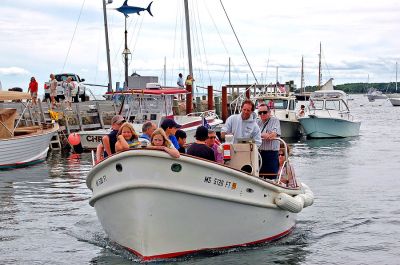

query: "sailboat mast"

left=102, top=0, right=113, bottom=92
left=318, top=42, right=322, bottom=89
left=184, top=0, right=193, bottom=76
left=396, top=62, right=397, bottom=93
left=301, top=56, right=304, bottom=93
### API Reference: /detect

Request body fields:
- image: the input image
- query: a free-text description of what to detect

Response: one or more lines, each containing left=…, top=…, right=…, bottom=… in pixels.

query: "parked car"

left=44, top=73, right=87, bottom=102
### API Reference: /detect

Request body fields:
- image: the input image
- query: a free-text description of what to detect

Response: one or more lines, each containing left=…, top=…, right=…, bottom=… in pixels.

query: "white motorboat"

left=0, top=91, right=59, bottom=169
left=77, top=87, right=222, bottom=149
left=365, top=88, right=387, bottom=102
left=86, top=139, right=313, bottom=261
left=298, top=90, right=361, bottom=138
left=253, top=90, right=302, bottom=138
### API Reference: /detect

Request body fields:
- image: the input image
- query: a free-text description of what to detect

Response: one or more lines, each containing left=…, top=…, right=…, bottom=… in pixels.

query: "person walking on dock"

left=28, top=76, right=38, bottom=107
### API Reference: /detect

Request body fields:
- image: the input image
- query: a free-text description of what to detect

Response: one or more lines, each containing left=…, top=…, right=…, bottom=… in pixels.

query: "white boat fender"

left=275, top=193, right=304, bottom=213
left=299, top=183, right=314, bottom=208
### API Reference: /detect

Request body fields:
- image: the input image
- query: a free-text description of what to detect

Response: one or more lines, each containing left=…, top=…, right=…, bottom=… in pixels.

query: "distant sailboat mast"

left=396, top=62, right=397, bottom=93
left=318, top=42, right=322, bottom=89
left=102, top=0, right=113, bottom=92
left=301, top=56, right=305, bottom=93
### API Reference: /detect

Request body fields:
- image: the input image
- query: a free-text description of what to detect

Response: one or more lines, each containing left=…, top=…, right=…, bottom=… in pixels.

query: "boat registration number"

left=96, top=175, right=107, bottom=187
left=204, top=176, right=237, bottom=190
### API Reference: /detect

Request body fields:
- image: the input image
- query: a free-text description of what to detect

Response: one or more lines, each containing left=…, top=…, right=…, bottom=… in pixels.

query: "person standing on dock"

left=64, top=77, right=75, bottom=110
left=185, top=74, right=195, bottom=87
left=257, top=104, right=281, bottom=179
left=177, top=73, right=184, bottom=88
left=28, top=77, right=38, bottom=107
left=221, top=99, right=261, bottom=147
left=49, top=74, right=58, bottom=109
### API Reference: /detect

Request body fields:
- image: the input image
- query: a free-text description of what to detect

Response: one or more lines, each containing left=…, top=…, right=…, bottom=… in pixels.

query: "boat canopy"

left=311, top=90, right=347, bottom=100
left=0, top=91, right=31, bottom=101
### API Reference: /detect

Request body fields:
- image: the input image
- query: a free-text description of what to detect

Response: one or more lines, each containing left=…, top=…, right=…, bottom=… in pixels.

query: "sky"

left=1, top=0, right=399, bottom=95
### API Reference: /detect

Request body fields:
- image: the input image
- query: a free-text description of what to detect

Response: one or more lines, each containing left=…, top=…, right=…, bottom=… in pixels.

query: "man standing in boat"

left=257, top=104, right=281, bottom=179
left=221, top=99, right=261, bottom=147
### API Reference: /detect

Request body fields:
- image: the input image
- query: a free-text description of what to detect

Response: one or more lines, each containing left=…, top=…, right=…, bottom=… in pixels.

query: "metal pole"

left=124, top=17, right=129, bottom=89
left=102, top=0, right=113, bottom=92
left=184, top=0, right=193, bottom=76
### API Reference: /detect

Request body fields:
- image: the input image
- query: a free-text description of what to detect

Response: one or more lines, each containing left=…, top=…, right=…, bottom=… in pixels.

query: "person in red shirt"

left=28, top=76, right=38, bottom=106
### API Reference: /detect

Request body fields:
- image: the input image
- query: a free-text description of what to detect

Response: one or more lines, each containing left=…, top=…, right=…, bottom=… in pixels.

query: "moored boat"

left=0, top=91, right=59, bottom=169
left=253, top=90, right=302, bottom=138
left=299, top=90, right=361, bottom=138
left=86, top=139, right=313, bottom=261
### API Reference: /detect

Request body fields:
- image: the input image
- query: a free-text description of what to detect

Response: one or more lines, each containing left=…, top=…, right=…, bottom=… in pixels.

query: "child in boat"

left=115, top=122, right=140, bottom=152
left=148, top=128, right=180, bottom=158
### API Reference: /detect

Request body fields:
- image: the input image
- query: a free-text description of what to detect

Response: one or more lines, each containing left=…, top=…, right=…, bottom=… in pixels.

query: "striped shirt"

left=257, top=117, right=281, bottom=151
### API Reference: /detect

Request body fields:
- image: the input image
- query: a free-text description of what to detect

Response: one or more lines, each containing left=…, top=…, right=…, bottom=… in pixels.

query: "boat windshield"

left=126, top=94, right=173, bottom=116
left=256, top=99, right=290, bottom=110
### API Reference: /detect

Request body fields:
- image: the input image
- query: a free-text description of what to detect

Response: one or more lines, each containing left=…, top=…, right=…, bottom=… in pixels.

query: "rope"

left=62, top=0, right=86, bottom=72
left=219, top=0, right=259, bottom=85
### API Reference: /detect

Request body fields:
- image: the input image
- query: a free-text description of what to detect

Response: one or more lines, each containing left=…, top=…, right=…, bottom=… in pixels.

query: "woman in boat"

left=277, top=144, right=297, bottom=188
left=148, top=128, right=180, bottom=158
left=115, top=122, right=140, bottom=152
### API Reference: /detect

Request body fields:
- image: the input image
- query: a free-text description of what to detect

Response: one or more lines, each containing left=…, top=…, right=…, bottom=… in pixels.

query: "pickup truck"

left=45, top=73, right=87, bottom=102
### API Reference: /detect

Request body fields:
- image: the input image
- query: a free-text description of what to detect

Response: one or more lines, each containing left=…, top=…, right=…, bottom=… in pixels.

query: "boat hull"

left=389, top=97, right=400, bottom=106
left=0, top=124, right=58, bottom=169
left=299, top=116, right=360, bottom=138
left=366, top=94, right=387, bottom=102
left=87, top=150, right=301, bottom=260
left=280, top=120, right=302, bottom=138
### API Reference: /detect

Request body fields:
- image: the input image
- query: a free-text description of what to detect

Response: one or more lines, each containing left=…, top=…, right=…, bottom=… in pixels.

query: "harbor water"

left=1, top=95, right=400, bottom=264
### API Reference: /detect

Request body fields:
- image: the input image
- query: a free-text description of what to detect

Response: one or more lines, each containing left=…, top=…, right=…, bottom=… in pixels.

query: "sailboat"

left=387, top=62, right=400, bottom=106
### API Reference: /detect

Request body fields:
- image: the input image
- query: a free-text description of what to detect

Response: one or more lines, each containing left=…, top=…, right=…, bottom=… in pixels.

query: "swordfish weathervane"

left=115, top=0, right=153, bottom=17
left=113, top=0, right=153, bottom=91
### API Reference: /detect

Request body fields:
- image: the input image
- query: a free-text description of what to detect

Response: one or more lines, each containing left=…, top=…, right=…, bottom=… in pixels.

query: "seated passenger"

left=175, top=129, right=187, bottom=154
left=205, top=129, right=223, bottom=163
left=115, top=122, right=140, bottom=152
left=277, top=145, right=297, bottom=188
left=95, top=143, right=104, bottom=164
left=103, top=114, right=125, bottom=158
left=187, top=126, right=216, bottom=162
left=148, top=128, right=180, bottom=158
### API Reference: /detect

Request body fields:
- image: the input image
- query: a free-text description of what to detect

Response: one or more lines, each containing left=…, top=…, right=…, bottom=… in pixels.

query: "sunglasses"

left=258, top=111, right=269, bottom=115
left=208, top=136, right=216, bottom=139
left=279, top=153, right=285, bottom=156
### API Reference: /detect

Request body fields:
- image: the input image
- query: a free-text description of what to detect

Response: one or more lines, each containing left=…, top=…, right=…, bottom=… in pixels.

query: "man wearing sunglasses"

left=221, top=99, right=261, bottom=147
left=257, top=104, right=281, bottom=179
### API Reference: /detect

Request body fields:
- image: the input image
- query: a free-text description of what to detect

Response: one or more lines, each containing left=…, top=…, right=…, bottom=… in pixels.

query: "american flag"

left=202, top=117, right=210, bottom=129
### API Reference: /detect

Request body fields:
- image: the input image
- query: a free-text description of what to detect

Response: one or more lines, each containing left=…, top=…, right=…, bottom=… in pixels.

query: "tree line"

left=296, top=82, right=399, bottom=94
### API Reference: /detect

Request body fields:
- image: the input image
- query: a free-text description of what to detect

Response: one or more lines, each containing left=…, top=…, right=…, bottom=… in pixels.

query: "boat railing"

left=230, top=84, right=257, bottom=114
